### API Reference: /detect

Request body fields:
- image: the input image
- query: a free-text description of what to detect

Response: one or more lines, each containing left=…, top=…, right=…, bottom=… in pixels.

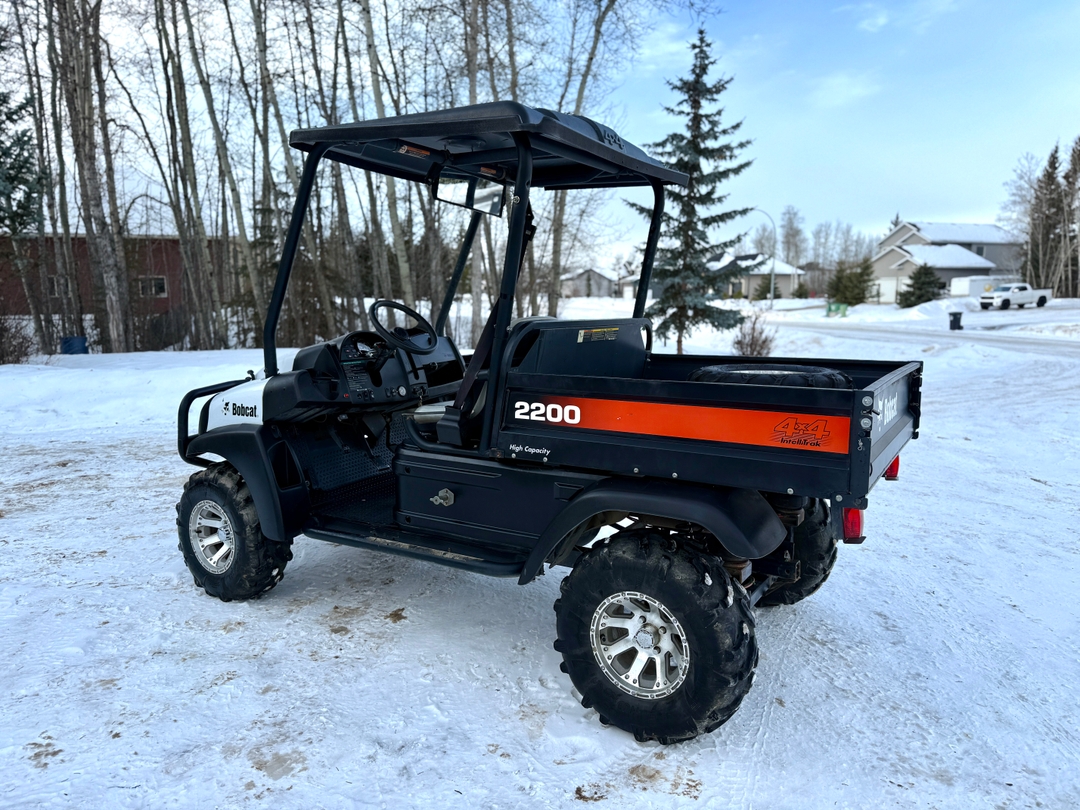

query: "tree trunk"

left=93, top=38, right=133, bottom=350
left=45, top=0, right=82, bottom=337
left=178, top=0, right=263, bottom=319
left=359, top=0, right=415, bottom=309
left=11, top=0, right=57, bottom=349
left=54, top=0, right=128, bottom=353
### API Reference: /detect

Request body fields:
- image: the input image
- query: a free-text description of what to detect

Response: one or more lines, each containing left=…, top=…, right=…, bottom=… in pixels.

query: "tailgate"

left=857, top=361, right=922, bottom=496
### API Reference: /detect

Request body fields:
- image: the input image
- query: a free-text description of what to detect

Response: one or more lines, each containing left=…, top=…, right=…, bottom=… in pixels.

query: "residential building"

left=707, top=253, right=806, bottom=298
left=871, top=221, right=1022, bottom=303
left=560, top=267, right=620, bottom=297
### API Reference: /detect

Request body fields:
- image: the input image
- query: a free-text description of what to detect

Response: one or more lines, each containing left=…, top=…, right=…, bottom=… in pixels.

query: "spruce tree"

left=896, top=264, right=942, bottom=308
left=0, top=60, right=41, bottom=244
left=753, top=276, right=780, bottom=300
left=631, top=29, right=752, bottom=353
left=827, top=258, right=876, bottom=306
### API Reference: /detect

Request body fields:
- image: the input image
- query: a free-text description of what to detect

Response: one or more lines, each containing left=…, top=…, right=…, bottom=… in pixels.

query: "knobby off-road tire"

left=757, top=499, right=837, bottom=607
left=177, top=462, right=292, bottom=602
left=690, top=363, right=854, bottom=389
left=554, top=531, right=758, bottom=744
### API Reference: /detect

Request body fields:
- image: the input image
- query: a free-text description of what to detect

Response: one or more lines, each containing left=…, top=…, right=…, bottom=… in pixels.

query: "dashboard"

left=261, top=330, right=464, bottom=422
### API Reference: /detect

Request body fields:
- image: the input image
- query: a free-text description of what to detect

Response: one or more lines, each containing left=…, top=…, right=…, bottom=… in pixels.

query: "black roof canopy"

left=289, top=101, right=688, bottom=191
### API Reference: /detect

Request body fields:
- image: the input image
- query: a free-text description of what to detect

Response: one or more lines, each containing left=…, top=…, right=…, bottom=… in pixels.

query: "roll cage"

left=262, top=101, right=688, bottom=459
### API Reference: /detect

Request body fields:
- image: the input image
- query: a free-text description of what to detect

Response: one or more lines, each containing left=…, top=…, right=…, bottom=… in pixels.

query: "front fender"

left=185, top=425, right=309, bottom=542
left=519, top=479, right=786, bottom=585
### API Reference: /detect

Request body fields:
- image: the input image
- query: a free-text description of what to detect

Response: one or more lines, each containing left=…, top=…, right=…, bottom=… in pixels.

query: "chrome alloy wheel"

left=590, top=591, right=690, bottom=699
left=188, top=500, right=236, bottom=574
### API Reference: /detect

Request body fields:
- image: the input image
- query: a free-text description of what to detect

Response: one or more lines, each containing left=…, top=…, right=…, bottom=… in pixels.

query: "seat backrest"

left=506, top=318, right=650, bottom=379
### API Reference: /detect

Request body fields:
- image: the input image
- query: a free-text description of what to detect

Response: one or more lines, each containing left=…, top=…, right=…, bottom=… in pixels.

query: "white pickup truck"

left=979, top=283, right=1052, bottom=310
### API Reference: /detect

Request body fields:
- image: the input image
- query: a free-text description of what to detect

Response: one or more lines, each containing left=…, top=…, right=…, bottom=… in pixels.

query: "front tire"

left=980, top=303, right=991, bottom=310
left=176, top=462, right=291, bottom=601
left=1000, top=299, right=1011, bottom=310
left=554, top=531, right=757, bottom=744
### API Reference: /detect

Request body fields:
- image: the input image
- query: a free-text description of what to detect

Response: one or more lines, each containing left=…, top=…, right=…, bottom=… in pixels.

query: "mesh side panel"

left=286, top=413, right=410, bottom=528
left=317, top=471, right=398, bottom=526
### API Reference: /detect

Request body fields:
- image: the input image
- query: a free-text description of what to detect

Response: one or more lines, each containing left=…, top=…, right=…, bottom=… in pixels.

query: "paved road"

left=776, top=318, right=1080, bottom=357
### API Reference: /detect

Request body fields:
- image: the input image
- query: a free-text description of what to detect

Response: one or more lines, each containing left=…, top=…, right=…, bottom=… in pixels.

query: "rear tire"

left=1037, top=296, right=1047, bottom=307
left=690, top=363, right=853, bottom=389
left=1018, top=303, right=1026, bottom=309
left=757, top=499, right=837, bottom=607
left=177, top=462, right=292, bottom=601
left=554, top=530, right=757, bottom=744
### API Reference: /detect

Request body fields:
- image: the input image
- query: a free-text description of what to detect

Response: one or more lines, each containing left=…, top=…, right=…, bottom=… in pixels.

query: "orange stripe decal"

left=510, top=395, right=850, bottom=454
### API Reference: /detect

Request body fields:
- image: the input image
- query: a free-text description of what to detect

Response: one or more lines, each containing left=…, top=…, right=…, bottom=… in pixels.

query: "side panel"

left=206, top=379, right=268, bottom=430
left=505, top=393, right=851, bottom=454
left=394, top=448, right=603, bottom=551
left=496, top=372, right=856, bottom=499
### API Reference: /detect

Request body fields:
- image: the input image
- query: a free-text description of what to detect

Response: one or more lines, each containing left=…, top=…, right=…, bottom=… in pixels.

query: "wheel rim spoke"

left=188, top=500, right=236, bottom=574
left=208, top=545, right=231, bottom=566
left=589, top=590, right=690, bottom=699
left=625, top=650, right=649, bottom=684
left=604, top=636, right=636, bottom=657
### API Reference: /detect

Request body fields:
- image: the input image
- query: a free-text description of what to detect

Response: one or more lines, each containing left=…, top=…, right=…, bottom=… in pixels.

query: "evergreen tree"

left=753, top=276, right=780, bottom=300
left=827, top=258, right=876, bottom=306
left=0, top=39, right=45, bottom=360
left=0, top=60, right=41, bottom=244
left=792, top=280, right=809, bottom=298
left=896, top=264, right=942, bottom=308
left=630, top=29, right=752, bottom=353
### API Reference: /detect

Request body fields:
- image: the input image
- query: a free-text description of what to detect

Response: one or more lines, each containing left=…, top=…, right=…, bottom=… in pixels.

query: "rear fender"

left=185, top=425, right=309, bottom=542
left=519, top=479, right=786, bottom=584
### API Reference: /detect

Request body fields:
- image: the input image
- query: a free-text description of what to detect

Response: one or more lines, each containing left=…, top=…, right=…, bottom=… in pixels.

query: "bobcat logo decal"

left=222, top=400, right=230, bottom=415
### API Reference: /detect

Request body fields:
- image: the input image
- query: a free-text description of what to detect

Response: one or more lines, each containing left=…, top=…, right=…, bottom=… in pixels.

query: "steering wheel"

left=368, top=300, right=439, bottom=355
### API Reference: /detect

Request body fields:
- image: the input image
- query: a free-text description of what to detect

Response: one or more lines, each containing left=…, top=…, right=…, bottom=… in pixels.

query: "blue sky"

left=602, top=0, right=1080, bottom=254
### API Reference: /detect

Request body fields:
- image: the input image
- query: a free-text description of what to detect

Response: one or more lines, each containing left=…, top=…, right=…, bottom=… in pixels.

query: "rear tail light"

left=884, top=456, right=900, bottom=481
left=842, top=507, right=864, bottom=543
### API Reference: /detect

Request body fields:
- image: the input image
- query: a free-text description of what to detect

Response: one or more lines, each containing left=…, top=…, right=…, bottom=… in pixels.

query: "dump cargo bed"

left=494, top=344, right=922, bottom=506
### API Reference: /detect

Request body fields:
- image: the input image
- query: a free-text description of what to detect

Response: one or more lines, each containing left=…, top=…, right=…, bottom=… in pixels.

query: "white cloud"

left=836, top=1, right=960, bottom=34
left=909, top=0, right=960, bottom=33
left=859, top=9, right=890, bottom=32
left=835, top=3, right=890, bottom=33
left=809, top=72, right=882, bottom=108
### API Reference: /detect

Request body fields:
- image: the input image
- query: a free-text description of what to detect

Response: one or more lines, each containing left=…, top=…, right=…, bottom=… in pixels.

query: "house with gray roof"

left=871, top=221, right=1022, bottom=303
left=707, top=253, right=805, bottom=298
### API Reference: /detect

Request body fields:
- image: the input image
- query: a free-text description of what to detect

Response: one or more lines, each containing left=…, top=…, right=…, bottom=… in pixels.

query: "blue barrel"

left=60, top=336, right=89, bottom=354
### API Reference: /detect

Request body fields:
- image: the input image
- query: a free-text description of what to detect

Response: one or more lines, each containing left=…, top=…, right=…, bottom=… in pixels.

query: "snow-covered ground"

left=2, top=301, right=1080, bottom=809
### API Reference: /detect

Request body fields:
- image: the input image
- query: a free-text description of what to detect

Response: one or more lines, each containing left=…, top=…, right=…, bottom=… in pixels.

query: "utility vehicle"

left=176, top=102, right=923, bottom=744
